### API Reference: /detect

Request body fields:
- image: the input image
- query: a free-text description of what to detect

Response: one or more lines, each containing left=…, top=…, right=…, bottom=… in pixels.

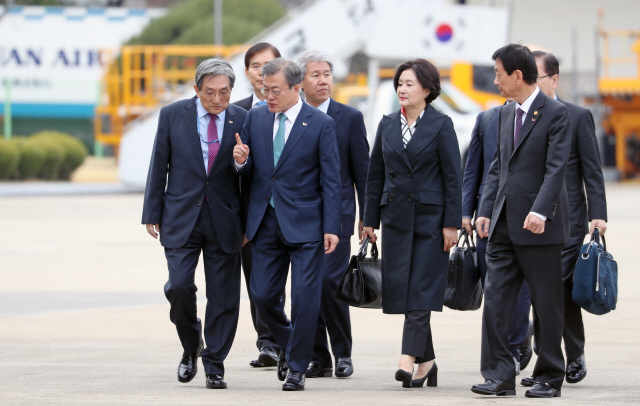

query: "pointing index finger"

left=235, top=133, right=243, bottom=146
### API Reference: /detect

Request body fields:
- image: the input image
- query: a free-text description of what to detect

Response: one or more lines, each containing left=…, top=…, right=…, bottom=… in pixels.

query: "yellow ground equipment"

left=598, top=10, right=640, bottom=179
left=95, top=45, right=246, bottom=155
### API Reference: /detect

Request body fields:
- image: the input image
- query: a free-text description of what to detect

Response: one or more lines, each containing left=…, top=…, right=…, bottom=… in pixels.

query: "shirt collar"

left=315, top=98, right=331, bottom=114
left=196, top=97, right=225, bottom=121
left=516, top=86, right=540, bottom=115
left=251, top=92, right=263, bottom=108
left=278, top=96, right=303, bottom=123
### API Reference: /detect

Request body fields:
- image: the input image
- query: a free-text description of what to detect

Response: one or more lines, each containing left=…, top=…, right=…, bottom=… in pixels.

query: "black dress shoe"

left=335, top=357, right=353, bottom=378
left=306, top=361, right=333, bottom=378
left=520, top=375, right=536, bottom=387
left=250, top=347, right=279, bottom=368
left=518, top=319, right=534, bottom=371
left=395, top=369, right=413, bottom=388
left=566, top=354, right=587, bottom=384
left=471, top=379, right=516, bottom=396
left=411, top=362, right=437, bottom=388
left=525, top=382, right=561, bottom=398
left=177, top=341, right=203, bottom=383
left=282, top=370, right=305, bottom=391
left=205, top=373, right=227, bottom=389
left=277, top=353, right=289, bottom=382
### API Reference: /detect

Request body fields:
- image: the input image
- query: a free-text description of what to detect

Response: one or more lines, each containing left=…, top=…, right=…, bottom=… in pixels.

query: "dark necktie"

left=207, top=113, right=219, bottom=173
left=514, top=108, right=524, bottom=146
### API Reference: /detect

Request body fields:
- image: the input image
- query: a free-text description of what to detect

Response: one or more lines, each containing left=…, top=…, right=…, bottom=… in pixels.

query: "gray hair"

left=296, top=50, right=334, bottom=78
left=261, top=58, right=302, bottom=88
left=195, top=58, right=235, bottom=90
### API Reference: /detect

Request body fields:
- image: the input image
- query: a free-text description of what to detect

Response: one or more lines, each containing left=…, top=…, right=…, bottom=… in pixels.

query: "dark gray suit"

left=478, top=90, right=571, bottom=390
left=142, top=98, right=247, bottom=376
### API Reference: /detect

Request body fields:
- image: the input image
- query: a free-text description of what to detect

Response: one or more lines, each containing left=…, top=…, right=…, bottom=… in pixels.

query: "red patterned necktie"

left=207, top=113, right=219, bottom=173
left=514, top=108, right=524, bottom=146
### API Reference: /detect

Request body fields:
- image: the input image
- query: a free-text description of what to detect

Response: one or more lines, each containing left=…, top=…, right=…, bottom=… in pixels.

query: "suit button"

left=266, top=197, right=270, bottom=201
left=407, top=194, right=414, bottom=202
left=197, top=201, right=202, bottom=206
left=407, top=171, right=413, bottom=178
left=509, top=171, right=513, bottom=175
left=389, top=194, right=396, bottom=202
left=205, top=181, right=209, bottom=184
left=272, top=177, right=276, bottom=181
left=504, top=193, right=507, bottom=196
left=389, top=171, right=396, bottom=177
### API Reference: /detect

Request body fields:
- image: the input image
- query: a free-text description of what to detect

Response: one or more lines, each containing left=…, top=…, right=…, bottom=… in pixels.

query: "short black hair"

left=244, top=43, right=281, bottom=69
left=532, top=50, right=559, bottom=77
left=393, top=59, right=441, bottom=104
left=492, top=44, right=538, bottom=85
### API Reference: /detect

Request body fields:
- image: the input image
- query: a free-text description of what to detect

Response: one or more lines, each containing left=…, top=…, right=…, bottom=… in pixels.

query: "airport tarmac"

left=0, top=183, right=639, bottom=405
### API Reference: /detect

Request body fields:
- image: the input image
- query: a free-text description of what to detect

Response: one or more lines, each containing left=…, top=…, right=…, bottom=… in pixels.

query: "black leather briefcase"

left=444, top=229, right=483, bottom=311
left=334, top=236, right=382, bottom=309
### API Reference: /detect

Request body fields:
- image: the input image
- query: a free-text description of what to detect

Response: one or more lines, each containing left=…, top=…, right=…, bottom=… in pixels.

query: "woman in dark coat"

left=362, top=59, right=461, bottom=388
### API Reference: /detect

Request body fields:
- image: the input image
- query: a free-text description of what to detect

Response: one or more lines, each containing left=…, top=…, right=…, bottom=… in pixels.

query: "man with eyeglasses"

left=233, top=42, right=283, bottom=370
left=142, top=58, right=248, bottom=389
left=519, top=50, right=608, bottom=389
left=233, top=58, right=342, bottom=391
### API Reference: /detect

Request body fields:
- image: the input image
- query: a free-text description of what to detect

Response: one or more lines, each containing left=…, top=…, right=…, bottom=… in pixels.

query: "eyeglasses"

left=537, top=74, right=552, bottom=81
left=260, top=88, right=283, bottom=97
left=202, top=90, right=230, bottom=99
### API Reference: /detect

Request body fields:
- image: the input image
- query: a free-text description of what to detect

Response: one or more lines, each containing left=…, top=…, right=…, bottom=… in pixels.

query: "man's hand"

left=233, top=133, right=250, bottom=164
left=462, top=217, right=473, bottom=236
left=523, top=213, right=545, bottom=234
left=358, top=220, right=364, bottom=241
left=324, top=233, right=339, bottom=254
left=146, top=223, right=160, bottom=239
left=361, top=226, right=377, bottom=244
left=242, top=234, right=249, bottom=247
left=475, top=217, right=491, bottom=239
left=443, top=227, right=458, bottom=252
left=590, top=219, right=607, bottom=236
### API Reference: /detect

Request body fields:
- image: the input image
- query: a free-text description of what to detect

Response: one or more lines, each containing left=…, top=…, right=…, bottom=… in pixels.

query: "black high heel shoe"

left=395, top=369, right=413, bottom=388
left=411, top=362, right=438, bottom=388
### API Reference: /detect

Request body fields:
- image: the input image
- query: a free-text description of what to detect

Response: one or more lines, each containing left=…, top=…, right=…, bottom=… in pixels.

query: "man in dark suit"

left=463, top=105, right=534, bottom=372
left=233, top=42, right=282, bottom=369
left=519, top=51, right=608, bottom=388
left=296, top=50, right=370, bottom=379
left=142, top=59, right=247, bottom=389
left=233, top=58, right=342, bottom=391
left=470, top=44, right=572, bottom=398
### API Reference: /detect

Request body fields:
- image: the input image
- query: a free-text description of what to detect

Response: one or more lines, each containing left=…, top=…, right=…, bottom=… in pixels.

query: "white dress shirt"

left=196, top=98, right=226, bottom=172
left=272, top=97, right=303, bottom=143
left=514, top=86, right=546, bottom=222
left=251, top=93, right=263, bottom=109
left=314, top=98, right=331, bottom=114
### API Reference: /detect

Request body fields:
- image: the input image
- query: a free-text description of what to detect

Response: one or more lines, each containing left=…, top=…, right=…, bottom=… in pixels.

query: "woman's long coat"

left=363, top=105, right=462, bottom=314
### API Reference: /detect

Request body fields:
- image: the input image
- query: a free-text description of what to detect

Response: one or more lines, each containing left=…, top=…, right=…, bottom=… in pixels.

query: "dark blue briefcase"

left=572, top=228, right=618, bottom=315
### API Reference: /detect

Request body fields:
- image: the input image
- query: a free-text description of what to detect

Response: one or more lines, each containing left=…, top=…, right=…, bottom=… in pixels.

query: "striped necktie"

left=270, top=113, right=287, bottom=208
left=514, top=108, right=524, bottom=146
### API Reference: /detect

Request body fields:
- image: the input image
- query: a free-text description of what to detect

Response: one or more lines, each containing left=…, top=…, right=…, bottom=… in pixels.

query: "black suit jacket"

left=462, top=106, right=500, bottom=217
left=325, top=99, right=370, bottom=236
left=479, top=90, right=572, bottom=245
left=559, top=99, right=607, bottom=236
left=233, top=95, right=254, bottom=111
left=142, top=97, right=248, bottom=253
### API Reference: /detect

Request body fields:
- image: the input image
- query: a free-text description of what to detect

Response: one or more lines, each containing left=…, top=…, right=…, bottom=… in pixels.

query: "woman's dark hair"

left=243, top=42, right=281, bottom=69
left=531, top=50, right=559, bottom=77
left=393, top=59, right=441, bottom=104
left=492, top=44, right=538, bottom=85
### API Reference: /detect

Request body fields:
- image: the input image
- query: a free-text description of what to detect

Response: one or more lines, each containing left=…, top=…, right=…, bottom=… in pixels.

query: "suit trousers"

left=480, top=209, right=565, bottom=389
left=311, top=236, right=353, bottom=367
left=402, top=310, right=435, bottom=363
left=163, top=200, right=241, bottom=376
left=250, top=206, right=324, bottom=374
left=241, top=241, right=281, bottom=353
left=478, top=229, right=532, bottom=361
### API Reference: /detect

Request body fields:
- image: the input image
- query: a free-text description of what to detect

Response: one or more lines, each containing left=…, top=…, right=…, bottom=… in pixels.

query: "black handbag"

left=444, top=229, right=483, bottom=311
left=572, top=228, right=618, bottom=315
left=334, top=236, right=382, bottom=309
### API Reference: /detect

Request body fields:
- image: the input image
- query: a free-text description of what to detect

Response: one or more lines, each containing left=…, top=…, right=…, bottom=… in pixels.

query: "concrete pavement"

left=1, top=183, right=639, bottom=404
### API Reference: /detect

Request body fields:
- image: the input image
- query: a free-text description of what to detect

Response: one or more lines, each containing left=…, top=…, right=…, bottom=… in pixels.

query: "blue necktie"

left=270, top=113, right=287, bottom=208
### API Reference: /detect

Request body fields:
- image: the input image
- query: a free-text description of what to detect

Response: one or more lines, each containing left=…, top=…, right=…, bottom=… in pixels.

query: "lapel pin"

left=533, top=111, right=538, bottom=115
left=229, top=120, right=233, bottom=124
left=302, top=122, right=308, bottom=126
left=532, top=118, right=536, bottom=122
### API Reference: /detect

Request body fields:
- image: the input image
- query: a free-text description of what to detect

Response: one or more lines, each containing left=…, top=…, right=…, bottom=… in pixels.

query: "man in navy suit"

left=233, top=58, right=342, bottom=391
left=233, top=42, right=282, bottom=369
left=296, top=50, right=369, bottom=379
left=462, top=104, right=534, bottom=372
left=142, top=59, right=247, bottom=389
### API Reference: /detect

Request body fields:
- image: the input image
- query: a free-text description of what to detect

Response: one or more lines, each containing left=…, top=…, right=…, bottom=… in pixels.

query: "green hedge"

left=0, top=132, right=88, bottom=181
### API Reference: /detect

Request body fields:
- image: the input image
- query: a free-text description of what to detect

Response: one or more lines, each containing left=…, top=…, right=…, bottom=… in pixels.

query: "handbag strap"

left=358, top=235, right=370, bottom=259
left=590, top=228, right=607, bottom=251
left=456, top=228, right=472, bottom=248
left=370, top=241, right=379, bottom=260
